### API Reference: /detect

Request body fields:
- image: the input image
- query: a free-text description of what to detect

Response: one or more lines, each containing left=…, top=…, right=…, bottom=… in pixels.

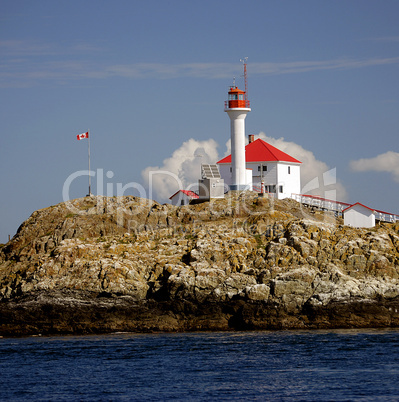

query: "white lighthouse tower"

left=224, top=60, right=251, bottom=190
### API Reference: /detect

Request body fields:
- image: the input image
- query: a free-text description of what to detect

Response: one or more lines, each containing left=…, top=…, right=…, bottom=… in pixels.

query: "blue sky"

left=1, top=0, right=399, bottom=243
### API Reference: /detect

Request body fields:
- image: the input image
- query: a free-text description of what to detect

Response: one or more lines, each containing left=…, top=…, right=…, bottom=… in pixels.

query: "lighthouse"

left=224, top=63, right=251, bottom=190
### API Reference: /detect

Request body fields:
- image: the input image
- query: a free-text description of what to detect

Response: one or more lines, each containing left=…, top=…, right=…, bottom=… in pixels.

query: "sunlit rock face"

left=1, top=193, right=399, bottom=336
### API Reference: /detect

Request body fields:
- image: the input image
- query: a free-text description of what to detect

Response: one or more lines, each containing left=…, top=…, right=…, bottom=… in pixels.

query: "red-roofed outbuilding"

left=343, top=202, right=376, bottom=228
left=217, top=137, right=302, bottom=199
left=169, top=189, right=199, bottom=206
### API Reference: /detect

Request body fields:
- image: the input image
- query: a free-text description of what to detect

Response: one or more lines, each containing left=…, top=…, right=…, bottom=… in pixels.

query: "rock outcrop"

left=1, top=192, right=399, bottom=336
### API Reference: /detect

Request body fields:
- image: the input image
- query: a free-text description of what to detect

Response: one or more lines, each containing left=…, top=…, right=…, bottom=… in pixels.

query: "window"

left=181, top=200, right=185, bottom=206
left=279, top=185, right=283, bottom=193
left=288, top=166, right=291, bottom=174
left=230, top=167, right=232, bottom=173
left=263, top=166, right=267, bottom=172
left=258, top=165, right=267, bottom=172
left=239, top=94, right=244, bottom=100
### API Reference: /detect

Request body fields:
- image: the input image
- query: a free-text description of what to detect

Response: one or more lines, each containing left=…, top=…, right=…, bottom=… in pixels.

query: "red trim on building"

left=342, top=202, right=375, bottom=213
left=169, top=190, right=199, bottom=200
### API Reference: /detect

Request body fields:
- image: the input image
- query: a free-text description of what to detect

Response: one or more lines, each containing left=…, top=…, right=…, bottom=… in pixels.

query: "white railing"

left=291, top=194, right=351, bottom=216
left=291, top=194, right=399, bottom=223
left=373, top=209, right=399, bottom=223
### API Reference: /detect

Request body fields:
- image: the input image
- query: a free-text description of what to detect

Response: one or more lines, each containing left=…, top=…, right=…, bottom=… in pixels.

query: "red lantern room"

left=225, top=86, right=250, bottom=109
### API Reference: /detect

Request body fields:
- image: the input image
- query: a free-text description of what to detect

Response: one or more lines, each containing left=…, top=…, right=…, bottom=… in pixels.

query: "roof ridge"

left=169, top=189, right=199, bottom=199
left=259, top=139, right=280, bottom=160
left=216, top=137, right=301, bottom=164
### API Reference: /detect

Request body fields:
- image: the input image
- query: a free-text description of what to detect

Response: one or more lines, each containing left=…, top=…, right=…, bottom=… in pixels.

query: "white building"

left=343, top=202, right=376, bottom=228
left=169, top=190, right=199, bottom=206
left=217, top=136, right=301, bottom=199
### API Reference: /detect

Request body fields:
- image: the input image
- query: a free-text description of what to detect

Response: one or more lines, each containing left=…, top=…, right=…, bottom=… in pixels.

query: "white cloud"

left=141, top=133, right=348, bottom=203
left=2, top=40, right=399, bottom=87
left=100, top=58, right=399, bottom=79
left=350, top=151, right=399, bottom=182
left=249, top=58, right=399, bottom=75
left=257, top=132, right=348, bottom=200
left=141, top=138, right=219, bottom=201
left=368, top=36, right=399, bottom=43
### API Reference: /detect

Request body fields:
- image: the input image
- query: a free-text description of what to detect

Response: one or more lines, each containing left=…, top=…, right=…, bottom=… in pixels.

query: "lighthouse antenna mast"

left=240, top=57, right=248, bottom=100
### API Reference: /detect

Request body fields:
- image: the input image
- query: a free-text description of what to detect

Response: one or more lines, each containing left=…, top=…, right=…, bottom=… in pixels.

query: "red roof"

left=342, top=202, right=376, bottom=213
left=217, top=138, right=301, bottom=164
left=228, top=86, right=245, bottom=95
left=169, top=190, right=199, bottom=200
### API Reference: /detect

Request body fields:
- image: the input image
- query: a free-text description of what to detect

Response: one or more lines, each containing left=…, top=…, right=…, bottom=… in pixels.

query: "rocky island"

left=1, top=192, right=399, bottom=337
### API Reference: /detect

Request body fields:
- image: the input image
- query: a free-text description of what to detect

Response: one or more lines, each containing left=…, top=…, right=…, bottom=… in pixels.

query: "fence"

left=291, top=194, right=351, bottom=217
left=372, top=209, right=399, bottom=223
left=291, top=194, right=399, bottom=223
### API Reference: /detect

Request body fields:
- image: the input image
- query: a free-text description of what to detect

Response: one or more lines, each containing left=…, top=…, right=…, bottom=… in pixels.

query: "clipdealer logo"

left=61, top=167, right=342, bottom=234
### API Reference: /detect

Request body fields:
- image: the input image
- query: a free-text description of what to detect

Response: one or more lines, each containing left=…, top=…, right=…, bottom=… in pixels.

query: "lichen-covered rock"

left=1, top=192, right=399, bottom=336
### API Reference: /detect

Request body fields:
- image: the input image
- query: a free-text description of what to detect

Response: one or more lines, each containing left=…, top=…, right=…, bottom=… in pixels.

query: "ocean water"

left=1, top=329, right=399, bottom=401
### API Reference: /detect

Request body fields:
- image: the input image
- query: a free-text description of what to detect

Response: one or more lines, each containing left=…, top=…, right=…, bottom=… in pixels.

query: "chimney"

left=248, top=134, right=254, bottom=143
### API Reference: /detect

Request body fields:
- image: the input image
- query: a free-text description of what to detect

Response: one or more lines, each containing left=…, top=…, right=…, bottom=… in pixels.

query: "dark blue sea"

left=1, top=329, right=399, bottom=401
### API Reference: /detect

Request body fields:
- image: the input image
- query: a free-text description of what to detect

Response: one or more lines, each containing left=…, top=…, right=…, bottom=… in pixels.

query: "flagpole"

left=88, top=129, right=91, bottom=196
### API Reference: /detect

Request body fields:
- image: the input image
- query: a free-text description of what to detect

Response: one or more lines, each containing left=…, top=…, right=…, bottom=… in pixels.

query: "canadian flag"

left=77, top=132, right=89, bottom=140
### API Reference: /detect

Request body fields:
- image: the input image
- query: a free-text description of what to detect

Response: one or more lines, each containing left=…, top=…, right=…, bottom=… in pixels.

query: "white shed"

left=169, top=190, right=199, bottom=206
left=343, top=202, right=376, bottom=228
